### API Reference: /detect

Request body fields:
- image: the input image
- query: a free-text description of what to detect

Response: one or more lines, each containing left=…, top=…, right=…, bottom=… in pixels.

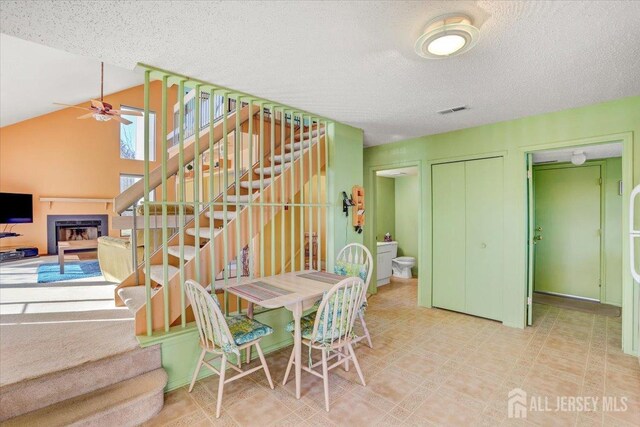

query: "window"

left=120, top=173, right=154, bottom=212
left=120, top=106, right=156, bottom=161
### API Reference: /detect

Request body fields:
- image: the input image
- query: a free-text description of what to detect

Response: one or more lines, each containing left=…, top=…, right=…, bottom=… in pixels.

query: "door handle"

left=533, top=235, right=543, bottom=244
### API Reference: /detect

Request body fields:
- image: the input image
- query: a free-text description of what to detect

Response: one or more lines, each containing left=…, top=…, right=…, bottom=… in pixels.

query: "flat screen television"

left=0, top=192, right=33, bottom=224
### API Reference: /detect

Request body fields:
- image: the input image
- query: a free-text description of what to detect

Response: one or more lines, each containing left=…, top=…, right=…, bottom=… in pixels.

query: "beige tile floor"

left=146, top=278, right=640, bottom=426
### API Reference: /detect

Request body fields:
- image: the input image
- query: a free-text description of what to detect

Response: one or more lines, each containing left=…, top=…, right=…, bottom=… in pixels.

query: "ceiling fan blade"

left=91, top=99, right=105, bottom=110
left=111, top=109, right=143, bottom=117
left=53, top=102, right=93, bottom=111
left=77, top=112, right=95, bottom=119
left=109, top=115, right=132, bottom=125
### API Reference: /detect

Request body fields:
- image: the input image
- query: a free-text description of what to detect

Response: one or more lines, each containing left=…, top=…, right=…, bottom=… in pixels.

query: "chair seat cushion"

left=285, top=311, right=317, bottom=340
left=226, top=315, right=273, bottom=345
left=334, top=259, right=367, bottom=281
left=284, top=290, right=357, bottom=343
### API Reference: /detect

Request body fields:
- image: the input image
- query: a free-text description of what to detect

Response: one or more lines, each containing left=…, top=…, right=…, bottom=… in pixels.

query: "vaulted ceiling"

left=1, top=1, right=639, bottom=145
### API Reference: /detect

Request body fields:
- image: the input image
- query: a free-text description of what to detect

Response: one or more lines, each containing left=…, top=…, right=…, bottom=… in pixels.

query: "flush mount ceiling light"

left=415, top=14, right=479, bottom=59
left=571, top=151, right=587, bottom=165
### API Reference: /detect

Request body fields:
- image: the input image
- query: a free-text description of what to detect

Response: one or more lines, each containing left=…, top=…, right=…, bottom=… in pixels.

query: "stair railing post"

left=222, top=91, right=230, bottom=315
left=132, top=201, right=139, bottom=285
left=178, top=79, right=187, bottom=327
left=209, top=88, right=217, bottom=303
left=234, top=95, right=242, bottom=314
left=324, top=120, right=330, bottom=270
left=280, top=107, right=286, bottom=274
left=289, top=111, right=296, bottom=273
left=315, top=118, right=322, bottom=271
left=259, top=103, right=265, bottom=278
left=299, top=113, right=305, bottom=271
left=248, top=99, right=254, bottom=281
left=194, top=84, right=202, bottom=285
left=270, top=104, right=276, bottom=276
left=307, top=115, right=314, bottom=270
left=161, top=75, right=170, bottom=332
left=143, top=69, right=153, bottom=336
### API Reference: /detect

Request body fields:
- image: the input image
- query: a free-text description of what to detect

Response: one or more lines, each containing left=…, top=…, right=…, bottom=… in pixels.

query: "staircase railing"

left=115, top=63, right=332, bottom=336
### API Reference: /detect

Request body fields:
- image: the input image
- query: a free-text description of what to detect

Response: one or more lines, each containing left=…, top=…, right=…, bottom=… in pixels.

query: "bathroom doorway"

left=374, top=166, right=419, bottom=287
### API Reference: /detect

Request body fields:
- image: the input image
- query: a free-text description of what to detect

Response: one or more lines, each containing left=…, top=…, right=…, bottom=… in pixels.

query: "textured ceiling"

left=1, top=1, right=639, bottom=145
left=0, top=34, right=142, bottom=127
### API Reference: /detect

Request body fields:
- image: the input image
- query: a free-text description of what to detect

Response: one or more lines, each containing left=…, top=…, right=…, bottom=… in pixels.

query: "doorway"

left=373, top=166, right=419, bottom=288
left=527, top=143, right=623, bottom=322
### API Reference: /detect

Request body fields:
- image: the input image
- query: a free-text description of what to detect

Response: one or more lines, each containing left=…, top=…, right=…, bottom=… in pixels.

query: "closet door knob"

left=481, top=243, right=487, bottom=249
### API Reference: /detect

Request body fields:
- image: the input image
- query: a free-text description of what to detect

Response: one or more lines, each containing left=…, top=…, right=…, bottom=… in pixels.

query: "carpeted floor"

left=0, top=255, right=137, bottom=387
left=533, top=292, right=621, bottom=317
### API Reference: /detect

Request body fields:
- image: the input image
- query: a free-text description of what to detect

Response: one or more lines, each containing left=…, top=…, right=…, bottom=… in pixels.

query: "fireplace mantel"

left=40, top=197, right=112, bottom=210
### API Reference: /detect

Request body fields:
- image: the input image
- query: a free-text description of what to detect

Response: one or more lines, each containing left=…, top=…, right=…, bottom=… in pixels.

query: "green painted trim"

left=522, top=132, right=635, bottom=355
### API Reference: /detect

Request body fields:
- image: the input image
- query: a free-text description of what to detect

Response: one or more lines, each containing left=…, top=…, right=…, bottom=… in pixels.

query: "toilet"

left=392, top=256, right=415, bottom=278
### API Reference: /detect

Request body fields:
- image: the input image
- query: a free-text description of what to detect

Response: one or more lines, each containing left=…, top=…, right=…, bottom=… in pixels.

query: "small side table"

left=58, top=239, right=99, bottom=273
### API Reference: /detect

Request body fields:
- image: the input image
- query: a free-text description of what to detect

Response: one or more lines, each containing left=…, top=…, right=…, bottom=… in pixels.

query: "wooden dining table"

left=222, top=270, right=343, bottom=399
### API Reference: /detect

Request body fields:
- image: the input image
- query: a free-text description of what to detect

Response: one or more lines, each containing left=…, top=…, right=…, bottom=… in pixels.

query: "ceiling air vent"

left=437, top=105, right=468, bottom=115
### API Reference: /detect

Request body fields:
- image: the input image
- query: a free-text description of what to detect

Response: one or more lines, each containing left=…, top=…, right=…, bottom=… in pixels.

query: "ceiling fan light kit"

left=415, top=14, right=479, bottom=59
left=53, top=62, right=142, bottom=124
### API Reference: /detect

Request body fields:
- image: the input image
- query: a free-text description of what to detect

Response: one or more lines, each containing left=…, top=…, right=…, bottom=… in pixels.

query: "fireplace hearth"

left=47, top=215, right=108, bottom=254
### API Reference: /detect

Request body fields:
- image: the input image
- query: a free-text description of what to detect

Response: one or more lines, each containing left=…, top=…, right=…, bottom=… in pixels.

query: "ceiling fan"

left=54, top=62, right=142, bottom=125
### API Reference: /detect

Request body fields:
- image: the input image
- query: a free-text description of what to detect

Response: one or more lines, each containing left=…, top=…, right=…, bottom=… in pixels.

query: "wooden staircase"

left=114, top=105, right=326, bottom=334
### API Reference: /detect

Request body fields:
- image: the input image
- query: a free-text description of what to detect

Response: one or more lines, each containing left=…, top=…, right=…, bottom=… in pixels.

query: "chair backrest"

left=184, top=279, right=237, bottom=354
left=335, top=243, right=373, bottom=289
left=310, top=276, right=366, bottom=347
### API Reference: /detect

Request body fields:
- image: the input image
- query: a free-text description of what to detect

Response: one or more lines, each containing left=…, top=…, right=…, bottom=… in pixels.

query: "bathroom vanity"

left=376, top=241, right=397, bottom=286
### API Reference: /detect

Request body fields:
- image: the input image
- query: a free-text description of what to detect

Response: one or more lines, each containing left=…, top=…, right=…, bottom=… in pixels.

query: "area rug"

left=533, top=292, right=621, bottom=317
left=37, top=261, right=102, bottom=283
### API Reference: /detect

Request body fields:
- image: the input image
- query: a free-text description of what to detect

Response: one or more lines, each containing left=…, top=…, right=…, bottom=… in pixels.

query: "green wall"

left=395, top=175, right=419, bottom=276
left=363, top=96, right=640, bottom=356
left=375, top=176, right=395, bottom=241
left=327, top=122, right=364, bottom=269
left=604, top=158, right=623, bottom=306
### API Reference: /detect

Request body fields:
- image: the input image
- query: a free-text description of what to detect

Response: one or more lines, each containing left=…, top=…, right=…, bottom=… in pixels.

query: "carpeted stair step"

left=205, top=210, right=238, bottom=221
left=186, top=227, right=223, bottom=239
left=226, top=193, right=258, bottom=203
left=254, top=163, right=287, bottom=176
left=149, top=265, right=179, bottom=286
left=240, top=178, right=272, bottom=189
left=274, top=150, right=304, bottom=164
left=167, top=245, right=197, bottom=261
left=0, top=345, right=161, bottom=421
left=2, top=368, right=167, bottom=427
left=284, top=129, right=324, bottom=151
left=117, top=286, right=160, bottom=314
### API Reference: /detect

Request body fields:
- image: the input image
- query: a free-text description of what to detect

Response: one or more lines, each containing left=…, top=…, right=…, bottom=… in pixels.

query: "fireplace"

left=47, top=215, right=108, bottom=254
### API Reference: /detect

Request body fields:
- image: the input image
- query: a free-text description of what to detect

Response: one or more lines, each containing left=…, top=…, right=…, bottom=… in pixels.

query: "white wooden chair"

left=184, top=279, right=274, bottom=418
left=282, top=276, right=367, bottom=411
left=334, top=243, right=373, bottom=348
